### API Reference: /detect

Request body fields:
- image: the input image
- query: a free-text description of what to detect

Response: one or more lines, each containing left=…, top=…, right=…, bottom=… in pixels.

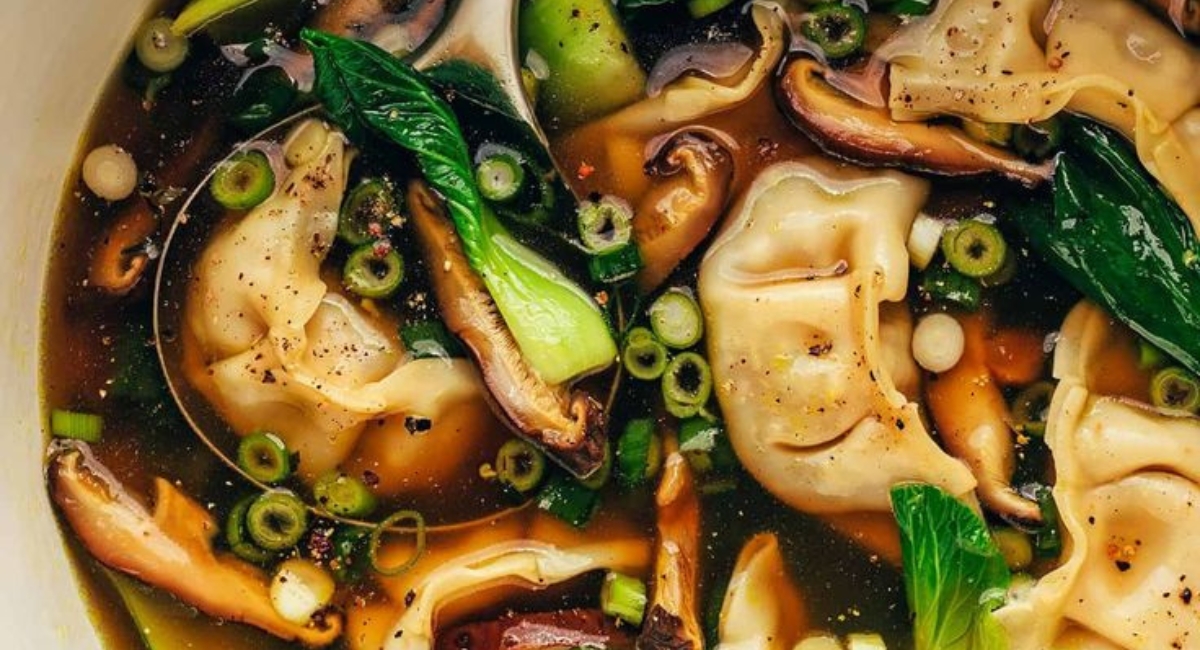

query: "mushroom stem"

left=638, top=447, right=703, bottom=650
left=634, top=132, right=733, bottom=293
left=47, top=441, right=342, bottom=646
left=407, top=181, right=608, bottom=477
left=778, top=58, right=1054, bottom=186
left=925, top=313, right=1043, bottom=525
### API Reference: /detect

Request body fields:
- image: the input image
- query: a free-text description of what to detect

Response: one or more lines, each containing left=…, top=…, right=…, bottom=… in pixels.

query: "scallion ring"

left=225, top=495, right=275, bottom=564
left=343, top=244, right=404, bottom=299
left=1150, top=366, right=1200, bottom=413
left=134, top=17, right=189, bottom=73
left=210, top=150, right=275, bottom=210
left=245, top=491, right=308, bottom=552
left=662, top=352, right=713, bottom=409
left=648, top=288, right=703, bottom=349
left=50, top=409, right=103, bottom=443
left=236, top=431, right=292, bottom=484
left=495, top=438, right=547, bottom=494
left=941, top=219, right=1009, bottom=279
left=578, top=195, right=634, bottom=254
left=800, top=3, right=867, bottom=59
left=368, top=510, right=427, bottom=577
left=338, top=179, right=398, bottom=246
left=475, top=152, right=527, bottom=203
left=312, top=471, right=378, bottom=518
left=622, top=327, right=669, bottom=381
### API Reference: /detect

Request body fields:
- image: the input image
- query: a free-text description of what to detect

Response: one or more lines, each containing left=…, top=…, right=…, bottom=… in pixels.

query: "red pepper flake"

left=576, top=161, right=595, bottom=180
left=372, top=240, right=393, bottom=257
left=368, top=222, right=385, bottom=238
left=594, top=290, right=609, bottom=306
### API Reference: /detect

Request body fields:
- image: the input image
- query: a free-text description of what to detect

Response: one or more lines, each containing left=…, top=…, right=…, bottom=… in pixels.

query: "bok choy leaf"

left=891, top=483, right=1011, bottom=650
left=301, top=29, right=616, bottom=385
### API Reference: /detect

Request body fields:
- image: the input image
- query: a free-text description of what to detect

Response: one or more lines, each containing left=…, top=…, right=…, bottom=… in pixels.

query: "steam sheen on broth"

left=40, top=1, right=1200, bottom=649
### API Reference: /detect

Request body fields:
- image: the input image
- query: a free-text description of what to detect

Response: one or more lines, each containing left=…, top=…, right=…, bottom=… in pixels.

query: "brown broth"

left=39, top=3, right=1089, bottom=650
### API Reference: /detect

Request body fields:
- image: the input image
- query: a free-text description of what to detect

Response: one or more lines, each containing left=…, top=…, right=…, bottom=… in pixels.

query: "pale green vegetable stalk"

left=172, top=0, right=260, bottom=35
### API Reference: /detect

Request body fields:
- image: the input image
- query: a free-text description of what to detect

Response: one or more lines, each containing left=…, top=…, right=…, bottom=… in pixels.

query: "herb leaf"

left=891, top=483, right=1010, bottom=650
left=1014, top=119, right=1200, bottom=376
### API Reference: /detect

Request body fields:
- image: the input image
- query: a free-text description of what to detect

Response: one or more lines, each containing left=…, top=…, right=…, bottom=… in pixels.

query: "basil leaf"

left=1014, top=119, right=1200, bottom=376
left=891, top=483, right=1010, bottom=650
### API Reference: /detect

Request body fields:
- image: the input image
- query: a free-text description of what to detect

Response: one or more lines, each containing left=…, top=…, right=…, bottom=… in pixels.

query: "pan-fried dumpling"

left=880, top=0, right=1200, bottom=233
left=995, top=302, right=1200, bottom=649
left=186, top=119, right=500, bottom=486
left=698, top=159, right=975, bottom=515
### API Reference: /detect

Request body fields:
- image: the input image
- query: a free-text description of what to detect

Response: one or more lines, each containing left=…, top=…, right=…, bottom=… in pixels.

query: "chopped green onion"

left=687, top=0, right=737, bottom=18
left=245, top=491, right=308, bottom=552
left=210, top=150, right=274, bottom=210
left=623, top=327, right=669, bottom=381
left=961, top=120, right=1013, bottom=148
left=368, top=510, right=426, bottom=576
left=134, top=17, right=190, bottom=73
left=800, top=3, right=867, bottom=59
left=536, top=471, right=599, bottom=528
left=600, top=571, right=648, bottom=626
left=1013, top=118, right=1064, bottom=160
left=678, top=417, right=738, bottom=475
left=225, top=495, right=275, bottom=564
left=339, top=179, right=398, bottom=246
left=579, top=442, right=613, bottom=490
left=907, top=212, right=948, bottom=272
left=589, top=242, right=643, bottom=284
left=616, top=418, right=662, bottom=488
left=475, top=153, right=527, bottom=204
left=236, top=431, right=292, bottom=484
left=578, top=196, right=634, bottom=254
left=919, top=266, right=982, bottom=311
left=313, top=472, right=378, bottom=518
left=400, top=319, right=464, bottom=359
left=941, top=219, right=1009, bottom=278
left=991, top=527, right=1033, bottom=572
left=649, top=288, right=704, bottom=349
left=1150, top=366, right=1200, bottom=413
left=343, top=244, right=404, bottom=299
left=50, top=409, right=103, bottom=443
left=495, top=438, right=547, bottom=494
left=330, top=526, right=370, bottom=583
left=662, top=352, right=713, bottom=411
left=1011, top=381, right=1055, bottom=437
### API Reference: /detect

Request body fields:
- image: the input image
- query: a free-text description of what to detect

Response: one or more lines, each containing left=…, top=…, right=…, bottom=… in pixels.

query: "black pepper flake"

left=405, top=589, right=416, bottom=607
left=1182, top=587, right=1193, bottom=605
left=1116, top=560, right=1132, bottom=572
left=404, top=416, right=433, bottom=434
left=262, top=369, right=277, bottom=384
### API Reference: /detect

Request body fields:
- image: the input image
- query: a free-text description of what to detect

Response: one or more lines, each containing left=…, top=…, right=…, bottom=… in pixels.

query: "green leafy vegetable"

left=1014, top=119, right=1200, bottom=376
left=302, top=30, right=616, bottom=385
left=172, top=0, right=259, bottom=35
left=891, top=483, right=1011, bottom=650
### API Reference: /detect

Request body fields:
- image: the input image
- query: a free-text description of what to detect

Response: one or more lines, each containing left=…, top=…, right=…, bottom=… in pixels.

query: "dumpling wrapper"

left=716, top=533, right=808, bottom=650
left=698, top=159, right=975, bottom=515
left=880, top=0, right=1200, bottom=233
left=186, top=120, right=500, bottom=486
left=995, top=302, right=1200, bottom=649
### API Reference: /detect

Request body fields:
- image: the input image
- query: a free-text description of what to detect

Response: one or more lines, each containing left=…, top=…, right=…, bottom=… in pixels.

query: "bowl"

left=0, top=0, right=151, bottom=647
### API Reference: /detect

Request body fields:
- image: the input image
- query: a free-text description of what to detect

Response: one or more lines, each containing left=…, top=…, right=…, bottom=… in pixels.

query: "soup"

left=40, top=0, right=1200, bottom=649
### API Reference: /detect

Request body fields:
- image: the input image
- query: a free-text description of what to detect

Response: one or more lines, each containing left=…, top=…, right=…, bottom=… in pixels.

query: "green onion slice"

left=50, top=409, right=103, bottom=443
left=245, top=491, right=309, bottom=552
left=368, top=510, right=426, bottom=577
left=662, top=352, right=713, bottom=409
left=616, top=418, right=662, bottom=488
left=649, top=288, right=704, bottom=349
left=475, top=152, right=527, bottom=204
left=210, top=150, right=275, bottom=211
left=622, top=328, right=669, bottom=381
left=536, top=472, right=599, bottom=528
left=1013, top=118, right=1064, bottom=160
left=600, top=571, right=648, bottom=626
left=313, top=472, right=379, bottom=518
left=135, top=17, right=190, bottom=73
left=236, top=431, right=292, bottom=484
left=339, top=179, right=398, bottom=246
left=578, top=196, right=634, bottom=254
left=589, top=242, right=643, bottom=285
left=225, top=495, right=276, bottom=564
left=919, top=266, right=982, bottom=311
left=343, top=244, right=404, bottom=299
left=579, top=442, right=613, bottom=491
left=800, top=3, right=867, bottom=59
left=495, top=438, right=547, bottom=494
left=1150, top=366, right=1200, bottom=413
left=941, top=219, right=1009, bottom=279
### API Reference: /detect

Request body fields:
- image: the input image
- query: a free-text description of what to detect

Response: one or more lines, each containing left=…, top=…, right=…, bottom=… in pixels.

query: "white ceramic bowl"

left=0, top=1, right=151, bottom=647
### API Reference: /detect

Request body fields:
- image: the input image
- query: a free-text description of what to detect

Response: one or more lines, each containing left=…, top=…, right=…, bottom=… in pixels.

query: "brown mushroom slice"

left=47, top=441, right=342, bottom=646
left=926, top=313, right=1042, bottom=525
left=1139, top=0, right=1200, bottom=36
left=310, top=0, right=446, bottom=53
left=407, top=181, right=607, bottom=477
left=638, top=450, right=703, bottom=650
left=778, top=58, right=1053, bottom=187
left=717, top=533, right=809, bottom=650
left=88, top=204, right=156, bottom=295
left=634, top=132, right=733, bottom=293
